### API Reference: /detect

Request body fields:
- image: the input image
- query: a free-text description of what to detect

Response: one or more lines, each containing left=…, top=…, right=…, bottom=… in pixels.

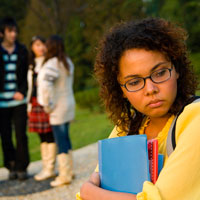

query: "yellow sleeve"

left=137, top=102, right=200, bottom=200
left=137, top=181, right=162, bottom=200
left=76, top=192, right=82, bottom=200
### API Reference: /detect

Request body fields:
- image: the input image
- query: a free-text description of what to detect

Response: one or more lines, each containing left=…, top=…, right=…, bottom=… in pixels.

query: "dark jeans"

left=0, top=104, right=29, bottom=171
left=52, top=122, right=72, bottom=154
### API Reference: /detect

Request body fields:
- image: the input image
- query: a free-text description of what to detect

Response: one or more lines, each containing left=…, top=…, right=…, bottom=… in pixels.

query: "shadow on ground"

left=0, top=175, right=55, bottom=196
left=0, top=143, right=98, bottom=199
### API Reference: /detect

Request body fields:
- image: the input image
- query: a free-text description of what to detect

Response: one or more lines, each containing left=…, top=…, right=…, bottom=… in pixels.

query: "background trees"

left=1, top=0, right=200, bottom=92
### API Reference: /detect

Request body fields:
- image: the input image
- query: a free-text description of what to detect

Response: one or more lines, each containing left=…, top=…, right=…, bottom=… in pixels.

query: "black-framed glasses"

left=120, top=65, right=173, bottom=92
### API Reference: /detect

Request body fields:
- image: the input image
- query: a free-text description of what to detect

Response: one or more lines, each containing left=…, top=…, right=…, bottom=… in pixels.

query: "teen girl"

left=37, top=35, right=75, bottom=187
left=27, top=36, right=56, bottom=181
left=78, top=18, right=200, bottom=200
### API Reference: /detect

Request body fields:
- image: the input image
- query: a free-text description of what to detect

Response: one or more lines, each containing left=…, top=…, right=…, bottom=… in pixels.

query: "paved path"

left=0, top=143, right=98, bottom=200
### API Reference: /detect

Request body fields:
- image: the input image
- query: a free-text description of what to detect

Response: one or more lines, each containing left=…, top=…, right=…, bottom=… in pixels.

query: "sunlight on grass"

left=70, top=107, right=113, bottom=149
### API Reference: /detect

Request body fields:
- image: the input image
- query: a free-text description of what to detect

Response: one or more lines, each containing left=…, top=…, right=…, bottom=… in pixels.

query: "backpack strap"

left=166, top=115, right=178, bottom=157
left=167, top=96, right=200, bottom=157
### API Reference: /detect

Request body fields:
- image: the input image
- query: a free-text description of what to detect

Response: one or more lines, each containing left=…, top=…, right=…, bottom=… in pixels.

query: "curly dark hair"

left=94, top=17, right=198, bottom=135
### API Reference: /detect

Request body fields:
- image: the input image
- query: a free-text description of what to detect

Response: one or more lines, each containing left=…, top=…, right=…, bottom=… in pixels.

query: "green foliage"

left=182, top=1, right=200, bottom=52
left=0, top=0, right=28, bottom=21
left=81, top=0, right=146, bottom=63
left=190, top=52, right=200, bottom=93
left=20, top=0, right=81, bottom=46
left=158, top=0, right=182, bottom=22
left=75, top=87, right=104, bottom=112
left=65, top=16, right=94, bottom=91
left=148, top=0, right=200, bottom=52
left=145, top=0, right=166, bottom=17
left=1, top=0, right=200, bottom=91
left=190, top=52, right=200, bottom=77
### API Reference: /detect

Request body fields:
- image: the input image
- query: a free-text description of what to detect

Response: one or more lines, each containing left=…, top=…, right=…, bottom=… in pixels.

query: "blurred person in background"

left=27, top=36, right=56, bottom=181
left=37, top=35, right=75, bottom=187
left=0, top=17, right=29, bottom=181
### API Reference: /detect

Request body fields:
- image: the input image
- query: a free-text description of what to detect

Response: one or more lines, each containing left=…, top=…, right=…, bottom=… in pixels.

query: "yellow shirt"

left=77, top=101, right=200, bottom=200
left=138, top=101, right=200, bottom=200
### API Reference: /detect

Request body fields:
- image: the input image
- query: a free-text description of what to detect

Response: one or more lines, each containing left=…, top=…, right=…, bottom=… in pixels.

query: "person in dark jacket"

left=0, top=17, right=29, bottom=180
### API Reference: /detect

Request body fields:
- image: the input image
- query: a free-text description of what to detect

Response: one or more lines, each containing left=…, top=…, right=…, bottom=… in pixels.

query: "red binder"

left=148, top=139, right=158, bottom=184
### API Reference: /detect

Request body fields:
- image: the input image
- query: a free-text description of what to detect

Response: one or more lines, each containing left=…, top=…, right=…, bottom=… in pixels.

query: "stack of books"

left=98, top=135, right=164, bottom=194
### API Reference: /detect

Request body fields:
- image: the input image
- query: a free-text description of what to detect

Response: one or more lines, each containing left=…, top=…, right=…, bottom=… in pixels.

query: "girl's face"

left=31, top=39, right=46, bottom=57
left=118, top=49, right=179, bottom=119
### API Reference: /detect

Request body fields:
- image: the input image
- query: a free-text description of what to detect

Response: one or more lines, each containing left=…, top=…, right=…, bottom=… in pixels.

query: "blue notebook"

left=158, top=154, right=164, bottom=175
left=98, top=135, right=151, bottom=194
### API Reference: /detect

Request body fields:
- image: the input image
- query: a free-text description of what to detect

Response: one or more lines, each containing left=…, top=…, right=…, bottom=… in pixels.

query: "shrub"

left=191, top=52, right=200, bottom=77
left=75, top=88, right=104, bottom=112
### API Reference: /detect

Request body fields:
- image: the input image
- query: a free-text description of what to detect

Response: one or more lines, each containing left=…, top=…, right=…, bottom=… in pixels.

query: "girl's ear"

left=176, top=72, right=179, bottom=79
left=173, top=65, right=179, bottom=79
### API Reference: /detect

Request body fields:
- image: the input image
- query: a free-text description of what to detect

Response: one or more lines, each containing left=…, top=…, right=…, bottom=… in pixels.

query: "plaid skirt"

left=28, top=97, right=52, bottom=134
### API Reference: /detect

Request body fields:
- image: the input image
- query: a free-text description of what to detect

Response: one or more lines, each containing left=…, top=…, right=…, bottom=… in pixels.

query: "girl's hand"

left=80, top=172, right=137, bottom=200
left=13, top=92, right=24, bottom=100
left=88, top=172, right=100, bottom=186
left=80, top=172, right=100, bottom=200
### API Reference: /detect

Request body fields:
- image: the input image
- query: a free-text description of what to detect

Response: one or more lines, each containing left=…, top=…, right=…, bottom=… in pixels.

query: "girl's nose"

left=144, top=78, right=159, bottom=96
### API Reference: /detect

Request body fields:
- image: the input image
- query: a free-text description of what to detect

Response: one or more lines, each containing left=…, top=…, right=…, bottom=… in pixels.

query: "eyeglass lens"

left=125, top=67, right=171, bottom=92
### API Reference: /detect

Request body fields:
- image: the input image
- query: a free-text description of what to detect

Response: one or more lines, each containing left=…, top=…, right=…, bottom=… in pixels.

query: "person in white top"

left=37, top=35, right=76, bottom=187
left=27, top=36, right=56, bottom=181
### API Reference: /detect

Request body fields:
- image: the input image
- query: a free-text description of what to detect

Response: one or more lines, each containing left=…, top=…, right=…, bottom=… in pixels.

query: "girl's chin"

left=145, top=109, right=169, bottom=118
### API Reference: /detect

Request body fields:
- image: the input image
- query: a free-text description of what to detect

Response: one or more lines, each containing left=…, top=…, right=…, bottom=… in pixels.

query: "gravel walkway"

left=0, top=143, right=98, bottom=200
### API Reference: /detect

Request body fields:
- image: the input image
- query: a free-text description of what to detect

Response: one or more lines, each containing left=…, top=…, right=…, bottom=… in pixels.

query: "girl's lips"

left=147, top=100, right=163, bottom=108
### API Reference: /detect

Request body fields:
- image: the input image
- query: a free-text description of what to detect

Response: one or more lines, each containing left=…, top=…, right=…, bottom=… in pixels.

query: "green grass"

left=70, top=107, right=113, bottom=149
left=0, top=107, right=113, bottom=168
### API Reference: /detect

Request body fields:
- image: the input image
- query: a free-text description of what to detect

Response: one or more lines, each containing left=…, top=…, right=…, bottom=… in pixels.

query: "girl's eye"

left=127, top=78, right=142, bottom=86
left=154, top=69, right=167, bottom=77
